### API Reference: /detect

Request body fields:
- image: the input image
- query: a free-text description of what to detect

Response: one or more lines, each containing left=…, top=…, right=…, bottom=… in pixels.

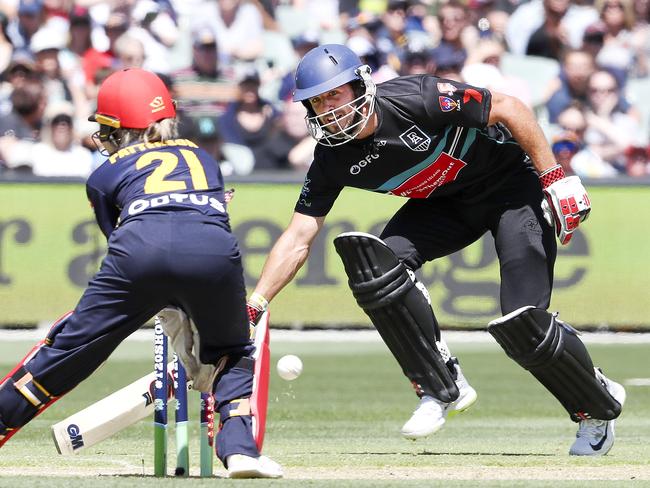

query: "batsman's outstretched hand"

left=539, top=164, right=591, bottom=245
left=247, top=292, right=269, bottom=337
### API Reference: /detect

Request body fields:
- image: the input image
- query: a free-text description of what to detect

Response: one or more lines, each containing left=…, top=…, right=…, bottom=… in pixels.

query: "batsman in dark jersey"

left=246, top=44, right=625, bottom=456
left=0, top=68, right=282, bottom=478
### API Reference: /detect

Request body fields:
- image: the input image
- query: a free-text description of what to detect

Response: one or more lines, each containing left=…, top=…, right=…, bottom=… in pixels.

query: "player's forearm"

left=488, top=92, right=556, bottom=174
left=253, top=232, right=311, bottom=303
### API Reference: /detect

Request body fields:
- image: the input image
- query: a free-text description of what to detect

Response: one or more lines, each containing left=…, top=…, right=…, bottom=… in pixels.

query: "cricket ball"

left=276, top=355, right=303, bottom=381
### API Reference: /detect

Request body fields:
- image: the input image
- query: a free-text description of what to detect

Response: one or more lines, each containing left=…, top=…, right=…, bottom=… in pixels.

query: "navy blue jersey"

left=87, top=139, right=230, bottom=238
left=295, top=75, right=534, bottom=217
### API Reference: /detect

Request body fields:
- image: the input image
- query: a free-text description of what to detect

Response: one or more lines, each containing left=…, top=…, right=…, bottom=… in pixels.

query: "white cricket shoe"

left=227, top=454, right=283, bottom=478
left=401, top=359, right=477, bottom=440
left=569, top=369, right=626, bottom=456
left=447, top=358, right=478, bottom=418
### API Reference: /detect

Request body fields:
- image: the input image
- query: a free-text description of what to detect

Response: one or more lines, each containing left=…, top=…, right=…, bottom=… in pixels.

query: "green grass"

left=0, top=336, right=649, bottom=487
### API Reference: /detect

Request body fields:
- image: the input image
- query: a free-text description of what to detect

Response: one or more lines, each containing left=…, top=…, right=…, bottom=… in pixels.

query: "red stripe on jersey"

left=389, top=153, right=467, bottom=198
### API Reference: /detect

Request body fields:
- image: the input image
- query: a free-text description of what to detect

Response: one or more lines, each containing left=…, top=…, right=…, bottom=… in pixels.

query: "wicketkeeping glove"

left=539, top=165, right=591, bottom=245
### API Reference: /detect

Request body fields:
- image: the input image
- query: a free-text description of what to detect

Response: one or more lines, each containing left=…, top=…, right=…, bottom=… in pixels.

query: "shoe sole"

left=401, top=417, right=446, bottom=440
left=447, top=387, right=478, bottom=419
left=229, top=469, right=282, bottom=479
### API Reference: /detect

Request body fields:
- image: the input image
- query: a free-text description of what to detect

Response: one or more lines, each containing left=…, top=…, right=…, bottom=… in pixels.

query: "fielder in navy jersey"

left=0, top=68, right=282, bottom=478
left=245, top=44, right=625, bottom=456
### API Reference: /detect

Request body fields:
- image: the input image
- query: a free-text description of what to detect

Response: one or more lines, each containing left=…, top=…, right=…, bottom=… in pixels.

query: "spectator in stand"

left=375, top=0, right=430, bottom=73
left=546, top=49, right=598, bottom=123
left=552, top=103, right=619, bottom=176
left=623, top=145, right=650, bottom=176
left=0, top=77, right=46, bottom=169
left=0, top=12, right=13, bottom=74
left=29, top=25, right=75, bottom=105
left=218, top=67, right=280, bottom=171
left=346, top=35, right=398, bottom=83
left=113, top=33, right=145, bottom=69
left=431, top=43, right=466, bottom=81
left=583, top=68, right=644, bottom=170
left=462, top=37, right=533, bottom=107
left=264, top=99, right=316, bottom=173
left=0, top=51, right=37, bottom=116
left=429, top=1, right=471, bottom=75
left=399, top=47, right=435, bottom=75
left=131, top=0, right=179, bottom=48
left=581, top=22, right=608, bottom=58
left=525, top=0, right=573, bottom=59
left=65, top=6, right=112, bottom=87
left=197, top=0, right=264, bottom=64
left=24, top=100, right=93, bottom=177
left=467, top=0, right=513, bottom=46
left=171, top=23, right=238, bottom=121
left=102, top=10, right=129, bottom=64
left=632, top=0, right=650, bottom=76
left=126, top=0, right=176, bottom=75
left=7, top=0, right=45, bottom=50
left=277, top=30, right=319, bottom=102
left=586, top=0, right=648, bottom=80
left=178, top=112, right=254, bottom=176
left=506, top=0, right=598, bottom=55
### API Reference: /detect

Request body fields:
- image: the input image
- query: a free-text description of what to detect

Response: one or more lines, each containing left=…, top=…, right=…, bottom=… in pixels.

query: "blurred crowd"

left=0, top=0, right=648, bottom=179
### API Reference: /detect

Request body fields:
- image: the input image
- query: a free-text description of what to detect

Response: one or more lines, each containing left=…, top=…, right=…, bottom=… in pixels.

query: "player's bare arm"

left=253, top=212, right=326, bottom=303
left=487, top=91, right=556, bottom=174
left=488, top=90, right=591, bottom=245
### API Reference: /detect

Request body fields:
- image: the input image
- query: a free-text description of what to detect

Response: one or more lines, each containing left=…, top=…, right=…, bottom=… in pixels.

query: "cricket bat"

left=51, top=361, right=177, bottom=455
left=251, top=311, right=270, bottom=451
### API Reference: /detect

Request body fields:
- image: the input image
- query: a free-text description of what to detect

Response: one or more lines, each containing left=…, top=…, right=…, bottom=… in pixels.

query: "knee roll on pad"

left=334, top=232, right=458, bottom=402
left=488, top=306, right=622, bottom=421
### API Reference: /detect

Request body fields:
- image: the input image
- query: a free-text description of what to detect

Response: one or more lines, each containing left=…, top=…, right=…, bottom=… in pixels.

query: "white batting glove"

left=539, top=165, right=591, bottom=245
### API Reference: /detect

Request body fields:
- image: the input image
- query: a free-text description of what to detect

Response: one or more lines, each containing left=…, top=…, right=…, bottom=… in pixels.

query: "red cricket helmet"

left=89, top=68, right=176, bottom=129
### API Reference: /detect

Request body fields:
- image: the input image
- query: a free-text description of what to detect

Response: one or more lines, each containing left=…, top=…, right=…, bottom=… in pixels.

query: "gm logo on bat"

left=66, top=423, right=85, bottom=450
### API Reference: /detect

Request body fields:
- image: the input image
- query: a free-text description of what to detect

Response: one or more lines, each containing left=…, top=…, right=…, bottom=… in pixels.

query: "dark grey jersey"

left=295, top=75, right=534, bottom=217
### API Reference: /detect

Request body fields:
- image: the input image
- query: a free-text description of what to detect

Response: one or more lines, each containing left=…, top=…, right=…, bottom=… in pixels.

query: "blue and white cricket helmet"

left=293, top=44, right=376, bottom=146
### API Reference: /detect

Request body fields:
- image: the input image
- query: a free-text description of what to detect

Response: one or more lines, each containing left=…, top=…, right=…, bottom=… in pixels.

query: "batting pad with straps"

left=488, top=306, right=622, bottom=422
left=0, top=311, right=71, bottom=448
left=333, top=232, right=458, bottom=402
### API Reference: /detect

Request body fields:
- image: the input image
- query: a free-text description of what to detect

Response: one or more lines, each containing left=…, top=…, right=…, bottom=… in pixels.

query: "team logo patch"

left=437, top=82, right=457, bottom=94
left=389, top=153, right=467, bottom=198
left=439, top=96, right=459, bottom=112
left=399, top=125, right=431, bottom=152
left=149, top=96, right=166, bottom=113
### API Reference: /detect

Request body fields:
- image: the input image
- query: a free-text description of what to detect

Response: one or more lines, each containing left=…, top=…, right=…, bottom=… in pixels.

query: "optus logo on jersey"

left=127, top=193, right=225, bottom=216
left=350, top=153, right=380, bottom=175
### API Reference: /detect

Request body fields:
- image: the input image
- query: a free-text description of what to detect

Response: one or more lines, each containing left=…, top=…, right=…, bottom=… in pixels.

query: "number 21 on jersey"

left=136, top=149, right=208, bottom=194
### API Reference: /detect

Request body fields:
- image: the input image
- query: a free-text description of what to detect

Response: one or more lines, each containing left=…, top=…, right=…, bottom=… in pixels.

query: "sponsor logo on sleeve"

left=463, top=88, right=483, bottom=104
left=437, top=82, right=457, bottom=94
left=399, top=125, right=431, bottom=152
left=439, top=96, right=460, bottom=112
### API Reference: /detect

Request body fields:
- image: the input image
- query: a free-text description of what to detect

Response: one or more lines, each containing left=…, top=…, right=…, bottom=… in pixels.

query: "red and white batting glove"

left=247, top=292, right=268, bottom=338
left=224, top=188, right=235, bottom=205
left=539, top=164, right=591, bottom=245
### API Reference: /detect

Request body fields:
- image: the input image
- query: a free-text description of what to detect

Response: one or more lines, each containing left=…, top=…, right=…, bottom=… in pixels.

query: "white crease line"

left=624, top=378, right=650, bottom=386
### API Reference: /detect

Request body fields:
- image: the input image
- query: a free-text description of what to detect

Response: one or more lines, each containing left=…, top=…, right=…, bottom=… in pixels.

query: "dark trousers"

left=381, top=170, right=557, bottom=314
